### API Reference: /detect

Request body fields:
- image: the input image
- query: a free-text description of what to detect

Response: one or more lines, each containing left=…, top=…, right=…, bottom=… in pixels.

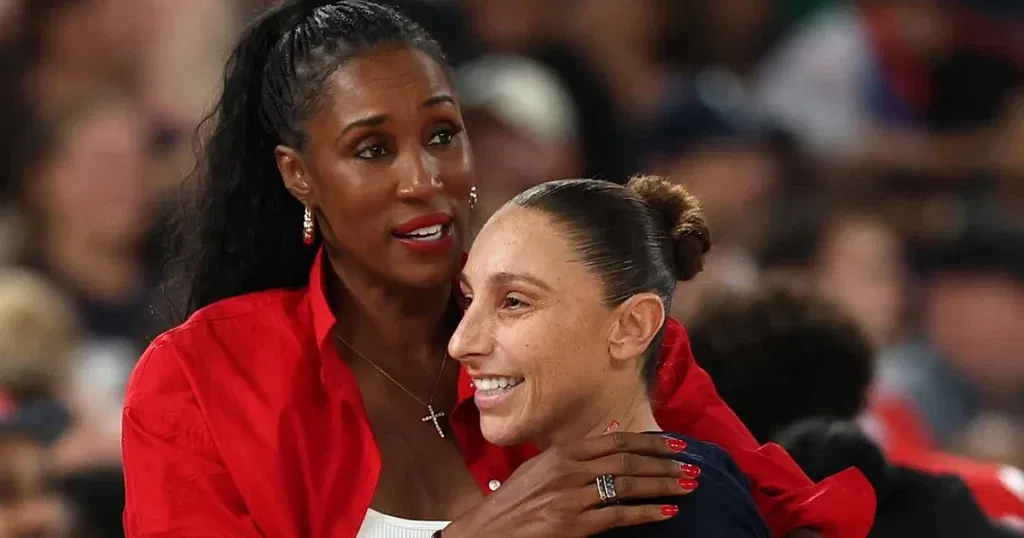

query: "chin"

left=391, top=250, right=463, bottom=289
left=480, top=414, right=532, bottom=447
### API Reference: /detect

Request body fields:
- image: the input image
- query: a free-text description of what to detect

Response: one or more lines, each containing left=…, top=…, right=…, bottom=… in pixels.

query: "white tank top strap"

left=356, top=508, right=450, bottom=538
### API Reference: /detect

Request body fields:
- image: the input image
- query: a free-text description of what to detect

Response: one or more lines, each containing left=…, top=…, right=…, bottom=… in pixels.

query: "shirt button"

left=488, top=479, right=501, bottom=491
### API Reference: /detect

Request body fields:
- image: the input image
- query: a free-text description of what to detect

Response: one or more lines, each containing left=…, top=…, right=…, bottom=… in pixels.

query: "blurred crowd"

left=0, top=0, right=1021, bottom=536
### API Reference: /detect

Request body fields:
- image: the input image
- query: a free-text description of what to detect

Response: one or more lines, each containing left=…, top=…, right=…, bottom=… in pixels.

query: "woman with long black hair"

left=121, top=1, right=873, bottom=537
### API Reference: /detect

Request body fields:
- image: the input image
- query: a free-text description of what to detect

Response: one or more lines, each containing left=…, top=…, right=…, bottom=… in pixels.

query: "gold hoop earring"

left=468, top=185, right=478, bottom=211
left=302, top=206, right=315, bottom=245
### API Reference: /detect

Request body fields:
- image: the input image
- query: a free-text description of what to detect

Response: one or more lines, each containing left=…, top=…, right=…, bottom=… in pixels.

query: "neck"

left=326, top=253, right=453, bottom=370
left=40, top=227, right=141, bottom=302
left=536, top=381, right=660, bottom=450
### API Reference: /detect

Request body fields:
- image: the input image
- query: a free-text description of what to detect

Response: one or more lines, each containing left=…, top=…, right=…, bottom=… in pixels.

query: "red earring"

left=302, top=206, right=315, bottom=245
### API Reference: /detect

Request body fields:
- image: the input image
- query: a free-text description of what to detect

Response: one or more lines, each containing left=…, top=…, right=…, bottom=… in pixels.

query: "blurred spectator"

left=689, top=280, right=875, bottom=444
left=566, top=0, right=680, bottom=127
left=8, top=91, right=159, bottom=458
left=0, top=432, right=73, bottom=538
left=689, top=280, right=1024, bottom=526
left=0, top=269, right=79, bottom=537
left=141, top=0, right=240, bottom=197
left=642, top=90, right=774, bottom=320
left=14, top=91, right=156, bottom=340
left=875, top=222, right=1024, bottom=459
left=456, top=54, right=583, bottom=230
left=383, top=0, right=633, bottom=181
left=766, top=202, right=910, bottom=350
left=777, top=420, right=1024, bottom=538
left=0, top=269, right=75, bottom=440
left=16, top=0, right=155, bottom=112
left=756, top=0, right=1022, bottom=172
left=756, top=191, right=909, bottom=350
left=817, top=209, right=907, bottom=349
left=755, top=2, right=873, bottom=159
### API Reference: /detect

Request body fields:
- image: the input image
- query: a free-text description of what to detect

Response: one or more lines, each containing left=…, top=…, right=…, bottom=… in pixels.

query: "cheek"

left=513, top=314, right=605, bottom=401
left=313, top=164, right=392, bottom=222
left=442, top=145, right=475, bottom=197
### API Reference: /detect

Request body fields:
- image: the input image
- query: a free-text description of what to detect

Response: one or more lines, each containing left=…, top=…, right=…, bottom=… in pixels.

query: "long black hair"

left=166, top=0, right=446, bottom=319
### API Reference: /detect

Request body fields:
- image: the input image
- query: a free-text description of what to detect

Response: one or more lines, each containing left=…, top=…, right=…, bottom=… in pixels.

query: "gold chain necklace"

left=334, top=334, right=450, bottom=438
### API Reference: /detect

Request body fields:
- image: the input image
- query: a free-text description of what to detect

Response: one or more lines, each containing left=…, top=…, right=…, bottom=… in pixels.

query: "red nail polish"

left=661, top=505, right=679, bottom=517
left=604, top=420, right=620, bottom=433
left=679, top=479, right=699, bottom=491
left=679, top=463, right=701, bottom=477
left=666, top=438, right=687, bottom=452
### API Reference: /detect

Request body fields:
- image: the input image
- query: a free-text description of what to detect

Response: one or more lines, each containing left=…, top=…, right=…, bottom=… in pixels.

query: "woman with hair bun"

left=450, top=176, right=770, bottom=537
left=121, top=1, right=874, bottom=537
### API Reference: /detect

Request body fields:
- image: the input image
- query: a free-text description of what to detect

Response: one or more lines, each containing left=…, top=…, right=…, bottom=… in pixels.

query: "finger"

left=563, top=432, right=688, bottom=461
left=590, top=453, right=702, bottom=480
left=581, top=454, right=686, bottom=486
left=578, top=503, right=680, bottom=535
left=578, top=475, right=699, bottom=508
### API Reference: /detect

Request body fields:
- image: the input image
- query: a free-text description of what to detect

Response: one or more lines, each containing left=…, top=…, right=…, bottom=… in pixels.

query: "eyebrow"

left=461, top=270, right=553, bottom=293
left=336, top=93, right=458, bottom=140
left=421, top=94, right=457, bottom=109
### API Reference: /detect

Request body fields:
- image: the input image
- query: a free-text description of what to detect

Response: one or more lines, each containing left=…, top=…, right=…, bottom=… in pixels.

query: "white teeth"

left=475, top=377, right=524, bottom=392
left=408, top=225, right=442, bottom=236
left=401, top=224, right=445, bottom=241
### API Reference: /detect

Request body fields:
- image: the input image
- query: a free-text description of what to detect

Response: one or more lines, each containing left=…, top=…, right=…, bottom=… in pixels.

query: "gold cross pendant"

left=422, top=405, right=446, bottom=438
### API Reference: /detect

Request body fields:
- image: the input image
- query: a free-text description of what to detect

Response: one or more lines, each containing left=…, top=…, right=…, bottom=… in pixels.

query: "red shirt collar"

left=307, top=248, right=479, bottom=406
left=307, top=248, right=336, bottom=352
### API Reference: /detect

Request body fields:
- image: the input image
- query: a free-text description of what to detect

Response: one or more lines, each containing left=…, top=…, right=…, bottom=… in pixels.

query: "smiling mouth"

left=392, top=223, right=452, bottom=242
left=474, top=376, right=525, bottom=396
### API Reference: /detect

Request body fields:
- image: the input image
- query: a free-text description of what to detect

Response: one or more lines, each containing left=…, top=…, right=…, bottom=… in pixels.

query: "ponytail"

left=167, top=4, right=315, bottom=318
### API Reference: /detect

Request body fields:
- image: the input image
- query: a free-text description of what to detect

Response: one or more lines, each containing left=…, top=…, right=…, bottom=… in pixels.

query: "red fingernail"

left=679, top=463, right=701, bottom=477
left=661, top=505, right=679, bottom=517
left=679, top=479, right=699, bottom=491
left=604, top=420, right=620, bottom=433
left=666, top=438, right=687, bottom=452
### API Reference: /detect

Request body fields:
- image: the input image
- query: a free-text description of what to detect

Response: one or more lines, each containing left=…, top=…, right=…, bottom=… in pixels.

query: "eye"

left=427, top=126, right=461, bottom=147
left=502, top=295, right=529, bottom=310
left=355, top=144, right=390, bottom=160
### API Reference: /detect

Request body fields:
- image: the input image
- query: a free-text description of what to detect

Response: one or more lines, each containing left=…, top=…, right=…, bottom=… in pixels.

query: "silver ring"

left=596, top=474, right=617, bottom=504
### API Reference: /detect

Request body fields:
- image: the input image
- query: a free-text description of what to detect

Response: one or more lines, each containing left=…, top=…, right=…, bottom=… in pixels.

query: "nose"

left=396, top=149, right=442, bottom=201
left=448, top=301, right=493, bottom=365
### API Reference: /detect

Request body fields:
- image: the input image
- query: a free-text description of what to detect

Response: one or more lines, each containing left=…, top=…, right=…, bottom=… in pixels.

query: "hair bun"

left=626, top=174, right=711, bottom=281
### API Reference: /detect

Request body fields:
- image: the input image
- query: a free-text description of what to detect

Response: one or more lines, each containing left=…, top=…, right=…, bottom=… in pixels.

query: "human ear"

left=607, top=293, right=666, bottom=362
left=275, top=145, right=318, bottom=206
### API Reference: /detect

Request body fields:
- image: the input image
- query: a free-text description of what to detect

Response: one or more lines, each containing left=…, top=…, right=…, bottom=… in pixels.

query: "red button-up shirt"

left=122, top=251, right=874, bottom=538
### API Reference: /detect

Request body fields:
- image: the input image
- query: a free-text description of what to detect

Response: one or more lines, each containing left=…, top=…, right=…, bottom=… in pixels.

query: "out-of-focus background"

left=0, top=0, right=1020, bottom=536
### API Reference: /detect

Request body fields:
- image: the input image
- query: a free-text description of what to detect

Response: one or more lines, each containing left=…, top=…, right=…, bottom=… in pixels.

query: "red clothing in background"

left=122, top=250, right=874, bottom=538
left=867, top=394, right=1024, bottom=526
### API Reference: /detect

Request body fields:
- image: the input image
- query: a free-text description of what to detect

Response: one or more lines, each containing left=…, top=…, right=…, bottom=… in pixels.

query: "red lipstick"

left=393, top=213, right=453, bottom=235
left=392, top=213, right=455, bottom=255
